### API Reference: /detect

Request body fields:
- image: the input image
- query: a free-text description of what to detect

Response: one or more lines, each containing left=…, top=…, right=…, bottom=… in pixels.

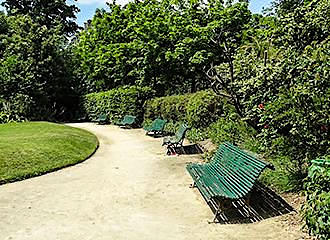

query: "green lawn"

left=0, top=122, right=99, bottom=184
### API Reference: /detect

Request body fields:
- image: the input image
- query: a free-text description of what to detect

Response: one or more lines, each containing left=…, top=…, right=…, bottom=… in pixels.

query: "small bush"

left=82, top=86, right=153, bottom=124
left=207, top=102, right=257, bottom=147
left=302, top=158, right=330, bottom=240
left=206, top=104, right=296, bottom=191
left=0, top=111, right=10, bottom=124
left=163, top=121, right=182, bottom=135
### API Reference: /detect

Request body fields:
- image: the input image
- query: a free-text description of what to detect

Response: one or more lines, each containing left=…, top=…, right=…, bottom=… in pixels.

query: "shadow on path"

left=172, top=144, right=204, bottom=155
left=205, top=182, right=295, bottom=224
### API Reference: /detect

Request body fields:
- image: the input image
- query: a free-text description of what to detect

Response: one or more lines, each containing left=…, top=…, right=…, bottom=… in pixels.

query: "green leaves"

left=0, top=6, right=80, bottom=122
left=1, top=0, right=79, bottom=37
left=73, top=0, right=251, bottom=95
left=144, top=90, right=223, bottom=129
left=302, top=158, right=330, bottom=239
left=82, top=86, right=153, bottom=124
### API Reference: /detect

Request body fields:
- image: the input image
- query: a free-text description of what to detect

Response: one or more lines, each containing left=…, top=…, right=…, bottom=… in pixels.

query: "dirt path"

left=0, top=123, right=307, bottom=240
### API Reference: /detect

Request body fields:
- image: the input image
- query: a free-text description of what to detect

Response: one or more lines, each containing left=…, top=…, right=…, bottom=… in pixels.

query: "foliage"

left=0, top=11, right=80, bottom=121
left=1, top=0, right=79, bottom=37
left=0, top=111, right=11, bottom=124
left=0, top=122, right=98, bottom=184
left=186, top=127, right=209, bottom=143
left=73, top=0, right=251, bottom=95
left=144, top=90, right=223, bottom=130
left=0, top=94, right=34, bottom=123
left=207, top=104, right=258, bottom=149
left=82, top=86, right=153, bottom=124
left=302, top=158, right=330, bottom=239
left=207, top=0, right=329, bottom=190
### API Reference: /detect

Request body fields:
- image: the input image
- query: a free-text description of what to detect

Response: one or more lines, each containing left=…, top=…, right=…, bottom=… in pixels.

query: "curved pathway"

left=0, top=123, right=306, bottom=239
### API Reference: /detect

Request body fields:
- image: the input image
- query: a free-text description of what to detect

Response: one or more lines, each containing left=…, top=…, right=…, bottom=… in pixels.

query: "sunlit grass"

left=0, top=122, right=98, bottom=184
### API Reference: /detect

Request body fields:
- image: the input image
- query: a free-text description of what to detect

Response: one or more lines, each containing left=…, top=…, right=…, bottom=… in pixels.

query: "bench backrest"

left=123, top=115, right=136, bottom=124
left=174, top=123, right=189, bottom=142
left=210, top=142, right=274, bottom=198
left=98, top=114, right=107, bottom=121
left=153, top=118, right=167, bottom=131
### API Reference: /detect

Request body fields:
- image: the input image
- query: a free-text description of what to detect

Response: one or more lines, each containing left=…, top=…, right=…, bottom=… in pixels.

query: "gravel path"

left=0, top=123, right=306, bottom=240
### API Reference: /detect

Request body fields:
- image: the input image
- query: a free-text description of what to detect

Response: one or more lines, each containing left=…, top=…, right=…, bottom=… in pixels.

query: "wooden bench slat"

left=188, top=165, right=235, bottom=200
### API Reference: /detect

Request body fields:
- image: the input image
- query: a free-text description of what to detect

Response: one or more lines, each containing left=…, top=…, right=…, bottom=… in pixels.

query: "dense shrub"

left=255, top=43, right=330, bottom=190
left=203, top=102, right=302, bottom=191
left=207, top=103, right=257, bottom=148
left=82, top=86, right=153, bottom=124
left=206, top=0, right=330, bottom=191
left=144, top=90, right=223, bottom=129
left=0, top=94, right=35, bottom=123
left=0, top=112, right=10, bottom=123
left=302, top=158, right=330, bottom=239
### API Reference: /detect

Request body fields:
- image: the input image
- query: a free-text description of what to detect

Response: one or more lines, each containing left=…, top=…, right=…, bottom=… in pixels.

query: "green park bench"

left=162, top=123, right=190, bottom=155
left=97, top=114, right=107, bottom=124
left=186, top=142, right=275, bottom=223
left=144, top=118, right=167, bottom=137
left=116, top=115, right=137, bottom=128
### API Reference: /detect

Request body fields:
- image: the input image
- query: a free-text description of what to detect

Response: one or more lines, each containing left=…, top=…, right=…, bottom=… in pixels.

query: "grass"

left=0, top=121, right=99, bottom=184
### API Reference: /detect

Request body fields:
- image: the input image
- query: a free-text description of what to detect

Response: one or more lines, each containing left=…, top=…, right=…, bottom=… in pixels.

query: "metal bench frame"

left=162, top=123, right=190, bottom=155
left=186, top=142, right=275, bottom=223
left=97, top=114, right=107, bottom=125
left=144, top=118, right=167, bottom=137
left=117, top=115, right=137, bottom=128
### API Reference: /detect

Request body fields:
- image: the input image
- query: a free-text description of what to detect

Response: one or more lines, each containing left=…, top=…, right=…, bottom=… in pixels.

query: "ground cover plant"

left=0, top=122, right=98, bottom=184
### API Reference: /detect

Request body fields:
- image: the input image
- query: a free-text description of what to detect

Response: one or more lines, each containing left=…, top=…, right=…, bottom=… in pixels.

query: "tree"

left=203, top=0, right=252, bottom=117
left=0, top=0, right=81, bottom=121
left=1, top=0, right=79, bottom=36
left=73, top=0, right=251, bottom=95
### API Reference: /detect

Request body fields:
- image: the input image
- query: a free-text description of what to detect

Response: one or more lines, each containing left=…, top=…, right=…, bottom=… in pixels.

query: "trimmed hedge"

left=82, top=86, right=153, bottom=124
left=144, top=90, right=223, bottom=130
left=302, top=158, right=330, bottom=240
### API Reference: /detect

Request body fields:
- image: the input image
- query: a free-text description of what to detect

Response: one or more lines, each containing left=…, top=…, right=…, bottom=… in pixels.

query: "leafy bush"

left=0, top=111, right=10, bottom=124
left=207, top=103, right=257, bottom=148
left=206, top=0, right=330, bottom=192
left=162, top=121, right=182, bottom=136
left=144, top=90, right=223, bottom=130
left=82, top=86, right=153, bottom=124
left=186, top=128, right=209, bottom=143
left=0, top=94, right=35, bottom=123
left=302, top=158, right=330, bottom=240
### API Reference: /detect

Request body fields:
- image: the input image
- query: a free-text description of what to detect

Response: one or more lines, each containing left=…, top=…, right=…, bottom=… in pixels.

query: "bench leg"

left=208, top=202, right=222, bottom=224
left=166, top=146, right=176, bottom=155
